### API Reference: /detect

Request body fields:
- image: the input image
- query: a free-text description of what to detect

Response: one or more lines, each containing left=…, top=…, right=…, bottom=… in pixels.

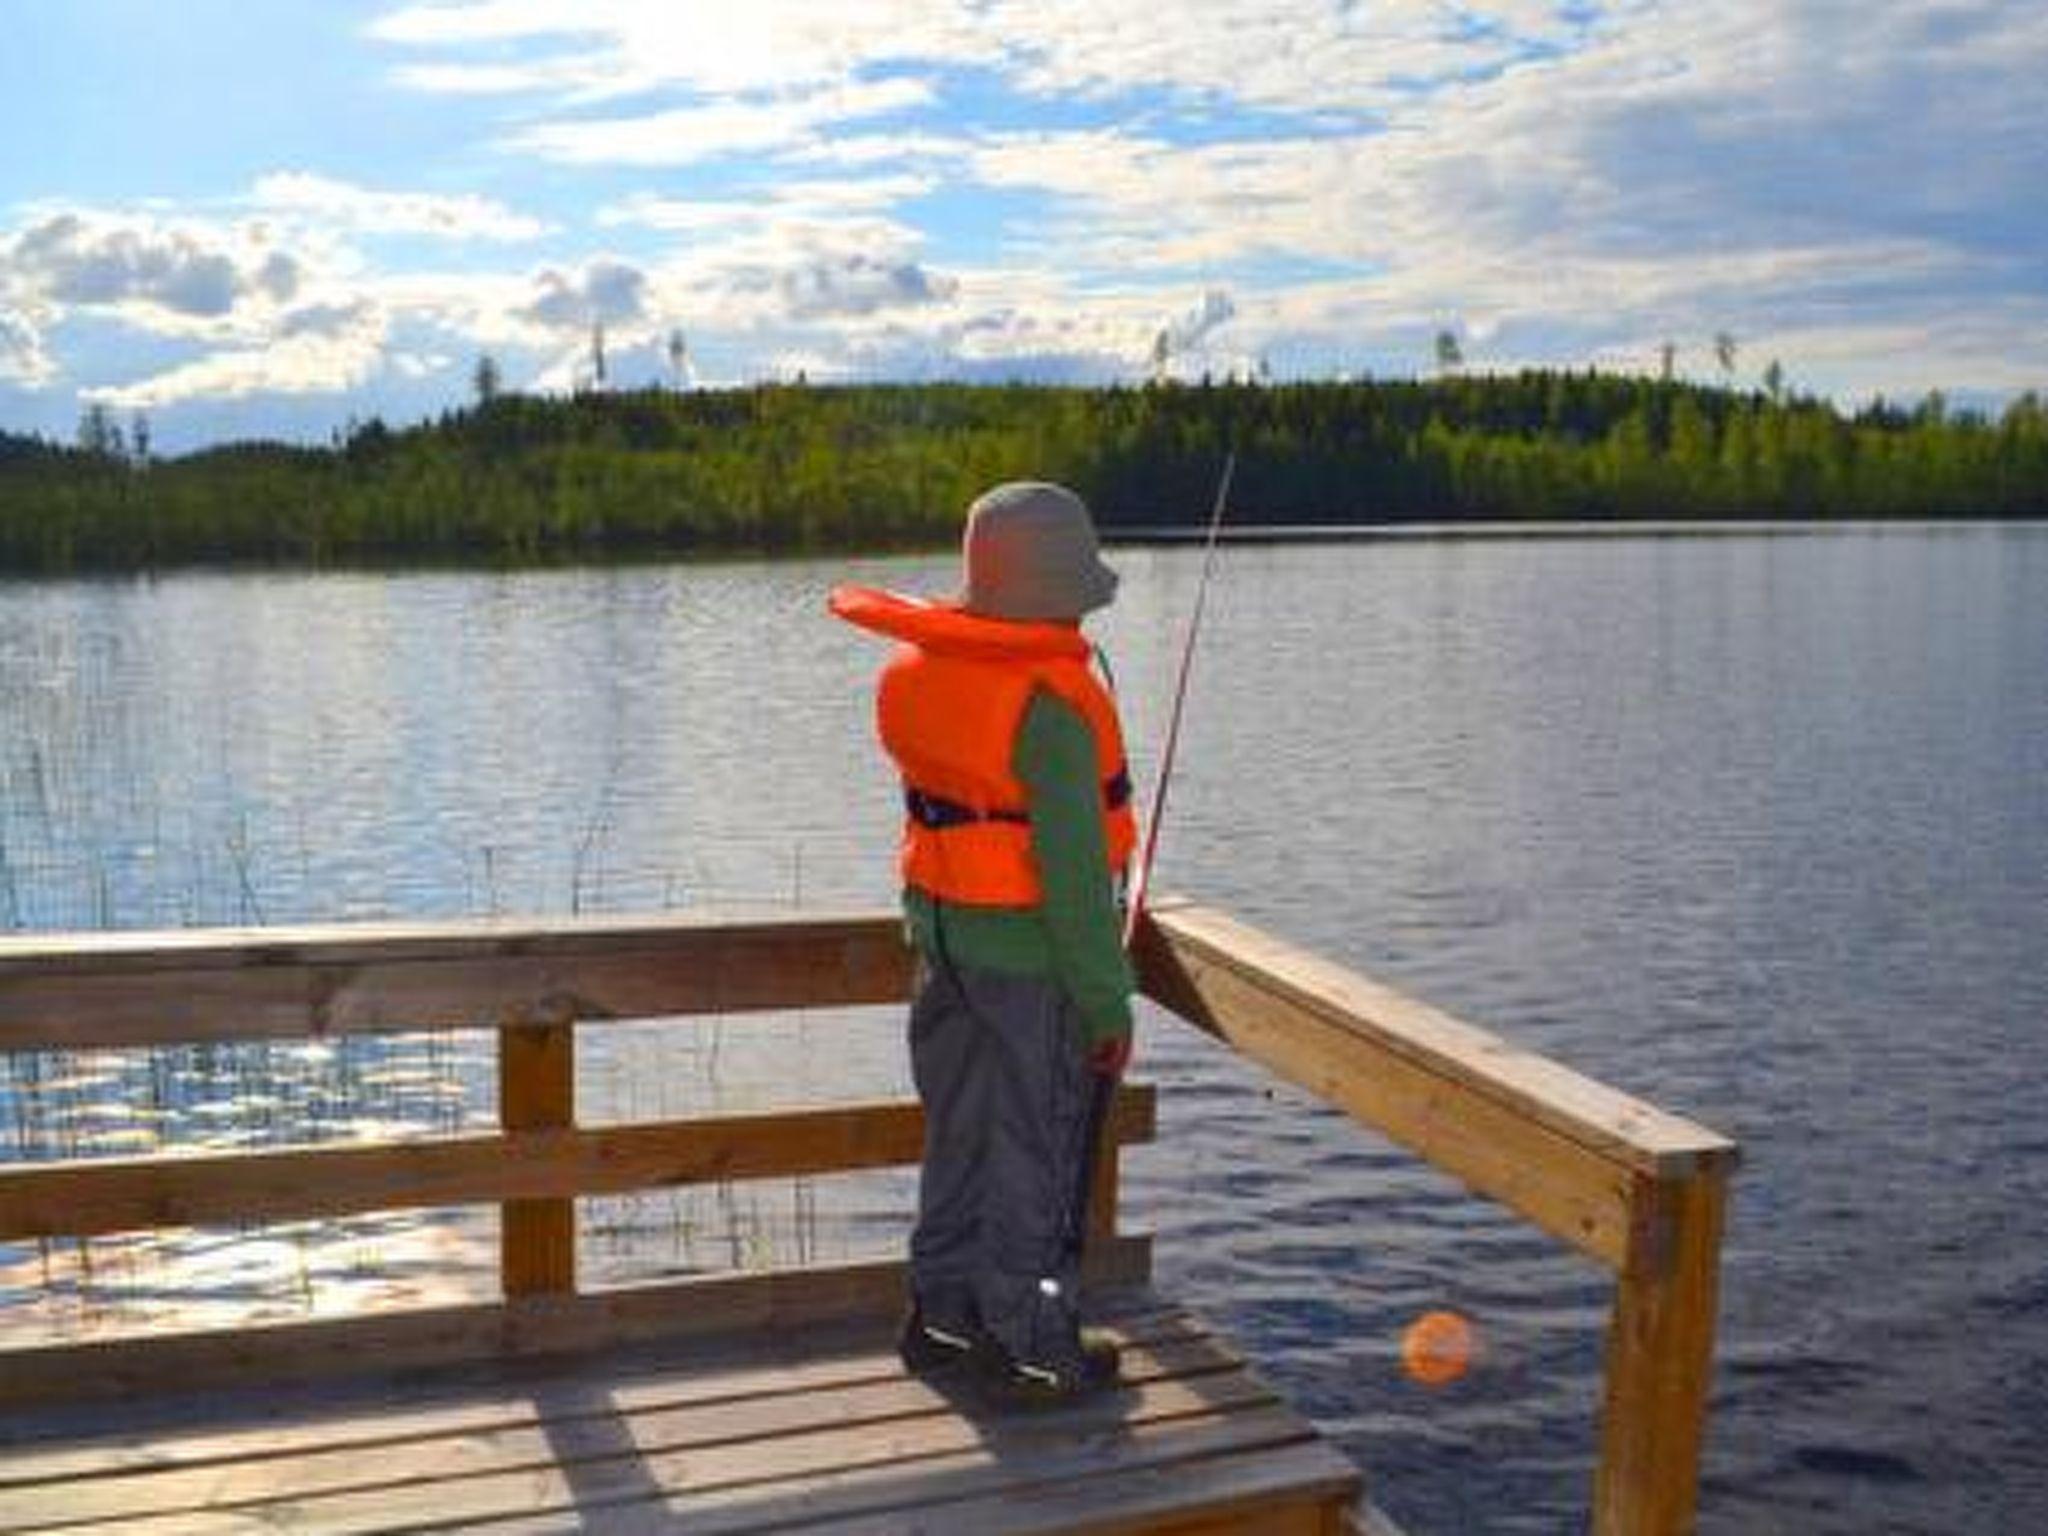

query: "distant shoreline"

left=6, top=518, right=2042, bottom=590
left=1107, top=516, right=2048, bottom=545
left=7, top=377, right=2045, bottom=575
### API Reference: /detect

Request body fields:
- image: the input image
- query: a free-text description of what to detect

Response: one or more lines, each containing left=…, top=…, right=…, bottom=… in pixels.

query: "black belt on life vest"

left=904, top=787, right=1030, bottom=829
left=904, top=766, right=1132, bottom=831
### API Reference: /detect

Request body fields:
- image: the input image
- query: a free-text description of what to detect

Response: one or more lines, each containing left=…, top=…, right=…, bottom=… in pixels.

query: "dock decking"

left=0, top=1293, right=1362, bottom=1535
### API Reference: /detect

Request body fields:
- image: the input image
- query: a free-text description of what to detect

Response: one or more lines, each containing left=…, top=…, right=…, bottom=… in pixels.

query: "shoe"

left=897, top=1303, right=989, bottom=1378
left=976, top=1330, right=1121, bottom=1407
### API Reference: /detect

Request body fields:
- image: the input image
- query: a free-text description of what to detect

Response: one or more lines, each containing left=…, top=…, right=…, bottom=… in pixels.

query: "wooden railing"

left=0, top=901, right=1734, bottom=1536
left=1135, top=899, right=1738, bottom=1536
left=0, top=911, right=1156, bottom=1409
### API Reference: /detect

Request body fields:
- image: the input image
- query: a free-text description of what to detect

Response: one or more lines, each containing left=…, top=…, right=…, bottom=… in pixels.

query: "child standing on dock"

left=830, top=481, right=1137, bottom=1404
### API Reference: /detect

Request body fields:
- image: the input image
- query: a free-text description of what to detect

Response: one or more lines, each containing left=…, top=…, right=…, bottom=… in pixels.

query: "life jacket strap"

left=905, top=764, right=1132, bottom=831
left=905, top=787, right=1030, bottom=829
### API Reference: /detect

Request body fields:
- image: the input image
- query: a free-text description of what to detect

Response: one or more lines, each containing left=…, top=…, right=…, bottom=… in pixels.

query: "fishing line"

left=1123, top=450, right=1236, bottom=948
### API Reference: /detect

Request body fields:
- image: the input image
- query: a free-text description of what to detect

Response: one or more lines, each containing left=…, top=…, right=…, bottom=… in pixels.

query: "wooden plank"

left=326, top=1394, right=1302, bottom=1536
left=1158, top=1504, right=1346, bottom=1536
left=0, top=1087, right=1156, bottom=1241
left=500, top=1021, right=575, bottom=1297
left=0, top=910, right=905, bottom=975
left=44, top=1365, right=1285, bottom=1535
left=432, top=1411, right=1331, bottom=1535
left=0, top=1332, right=1245, bottom=1530
left=1139, top=901, right=1736, bottom=1179
left=0, top=910, right=912, bottom=1049
left=807, top=1440, right=1360, bottom=1536
left=0, top=1302, right=1200, bottom=1487
left=1135, top=906, right=1640, bottom=1268
left=0, top=1242, right=1153, bottom=1413
left=1592, top=1165, right=1731, bottom=1536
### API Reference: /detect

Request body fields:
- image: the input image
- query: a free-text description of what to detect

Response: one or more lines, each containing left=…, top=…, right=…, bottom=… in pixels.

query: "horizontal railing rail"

left=0, top=909, right=914, bottom=1048
left=0, top=1096, right=1159, bottom=1242
left=0, top=900, right=1734, bottom=1535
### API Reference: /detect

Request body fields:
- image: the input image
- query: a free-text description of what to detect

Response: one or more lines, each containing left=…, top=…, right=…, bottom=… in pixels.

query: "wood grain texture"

left=1594, top=1166, right=1732, bottom=1536
left=0, top=1333, right=1241, bottom=1529
left=499, top=1021, right=575, bottom=1297
left=0, top=910, right=913, bottom=1048
left=1135, top=904, right=1639, bottom=1267
left=0, top=1297, right=1356, bottom=1536
left=0, top=1088, right=1157, bottom=1241
left=1138, top=901, right=1735, bottom=1180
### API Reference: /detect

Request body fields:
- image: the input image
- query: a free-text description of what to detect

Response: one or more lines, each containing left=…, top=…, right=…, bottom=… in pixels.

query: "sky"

left=2, top=1, right=2044, bottom=452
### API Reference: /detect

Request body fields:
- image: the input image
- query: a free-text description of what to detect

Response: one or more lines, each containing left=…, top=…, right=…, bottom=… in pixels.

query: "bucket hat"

left=960, top=481, right=1119, bottom=620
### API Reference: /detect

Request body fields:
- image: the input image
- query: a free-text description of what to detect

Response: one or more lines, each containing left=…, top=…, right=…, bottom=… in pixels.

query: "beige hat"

left=960, top=481, right=1119, bottom=620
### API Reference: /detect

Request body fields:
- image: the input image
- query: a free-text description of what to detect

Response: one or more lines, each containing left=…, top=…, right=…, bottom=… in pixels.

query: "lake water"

left=2, top=526, right=2045, bottom=1532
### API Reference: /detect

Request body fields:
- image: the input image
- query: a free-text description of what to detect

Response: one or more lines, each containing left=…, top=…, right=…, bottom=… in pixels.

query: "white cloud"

left=508, top=76, right=934, bottom=166
left=878, top=281, right=1180, bottom=381
left=599, top=175, right=937, bottom=233
left=1157, top=289, right=1236, bottom=356
left=373, top=2, right=994, bottom=97
left=4, top=212, right=303, bottom=328
left=783, top=133, right=969, bottom=169
left=516, top=256, right=652, bottom=331
left=980, top=0, right=1583, bottom=114
left=82, top=300, right=389, bottom=409
left=777, top=254, right=957, bottom=319
left=250, top=173, right=550, bottom=242
left=0, top=311, right=55, bottom=388
left=371, top=1, right=1577, bottom=114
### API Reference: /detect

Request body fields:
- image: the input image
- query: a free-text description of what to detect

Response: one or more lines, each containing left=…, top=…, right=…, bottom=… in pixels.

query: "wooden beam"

left=1138, top=902, right=1736, bottom=1180
left=0, top=909, right=903, bottom=974
left=0, top=910, right=912, bottom=1050
left=1136, top=905, right=1640, bottom=1268
left=0, top=1087, right=1158, bottom=1240
left=498, top=1021, right=575, bottom=1297
left=0, top=1243, right=1154, bottom=1413
left=1592, top=1165, right=1731, bottom=1535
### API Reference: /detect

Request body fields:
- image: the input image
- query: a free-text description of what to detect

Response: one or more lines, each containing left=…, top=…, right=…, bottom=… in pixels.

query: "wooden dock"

left=0, top=900, right=1736, bottom=1533
left=0, top=1295, right=1360, bottom=1534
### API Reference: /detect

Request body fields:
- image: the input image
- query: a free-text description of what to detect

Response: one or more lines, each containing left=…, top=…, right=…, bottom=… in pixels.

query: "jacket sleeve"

left=1013, top=690, right=1136, bottom=1046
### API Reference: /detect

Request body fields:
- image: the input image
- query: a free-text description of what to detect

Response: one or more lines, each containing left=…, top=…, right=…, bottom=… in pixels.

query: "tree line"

left=2, top=373, right=2044, bottom=573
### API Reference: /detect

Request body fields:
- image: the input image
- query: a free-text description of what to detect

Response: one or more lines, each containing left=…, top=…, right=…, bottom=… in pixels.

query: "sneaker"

left=976, top=1330, right=1121, bottom=1407
left=897, top=1303, right=989, bottom=1378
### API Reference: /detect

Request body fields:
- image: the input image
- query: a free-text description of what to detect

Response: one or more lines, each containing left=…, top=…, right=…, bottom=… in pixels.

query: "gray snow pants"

left=907, top=953, right=1097, bottom=1364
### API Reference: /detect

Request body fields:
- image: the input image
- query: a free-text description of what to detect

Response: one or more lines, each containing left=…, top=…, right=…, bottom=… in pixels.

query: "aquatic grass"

left=0, top=827, right=19, bottom=930
left=225, top=814, right=266, bottom=925
left=0, top=820, right=901, bottom=1336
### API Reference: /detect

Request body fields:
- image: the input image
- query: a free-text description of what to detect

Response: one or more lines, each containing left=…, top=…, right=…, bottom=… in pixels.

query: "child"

left=830, top=481, right=1136, bottom=1402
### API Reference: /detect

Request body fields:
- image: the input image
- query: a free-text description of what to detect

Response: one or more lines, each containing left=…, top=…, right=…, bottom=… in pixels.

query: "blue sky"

left=3, top=1, right=2044, bottom=450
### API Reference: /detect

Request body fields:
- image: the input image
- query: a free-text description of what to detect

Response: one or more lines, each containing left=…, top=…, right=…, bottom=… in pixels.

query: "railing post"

left=1593, top=1163, right=1731, bottom=1534
left=1085, top=1089, right=1126, bottom=1249
left=499, top=1018, right=576, bottom=1298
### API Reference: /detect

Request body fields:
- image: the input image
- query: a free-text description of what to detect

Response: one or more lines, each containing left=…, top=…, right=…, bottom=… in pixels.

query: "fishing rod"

left=1122, top=450, right=1236, bottom=948
left=1067, top=451, right=1236, bottom=1262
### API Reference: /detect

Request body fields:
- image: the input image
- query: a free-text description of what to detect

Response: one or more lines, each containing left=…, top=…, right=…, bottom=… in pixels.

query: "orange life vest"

left=828, top=586, right=1137, bottom=908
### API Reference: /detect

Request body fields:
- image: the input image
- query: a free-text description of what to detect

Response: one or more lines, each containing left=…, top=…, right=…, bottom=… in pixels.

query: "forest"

left=2, top=373, right=2044, bottom=573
